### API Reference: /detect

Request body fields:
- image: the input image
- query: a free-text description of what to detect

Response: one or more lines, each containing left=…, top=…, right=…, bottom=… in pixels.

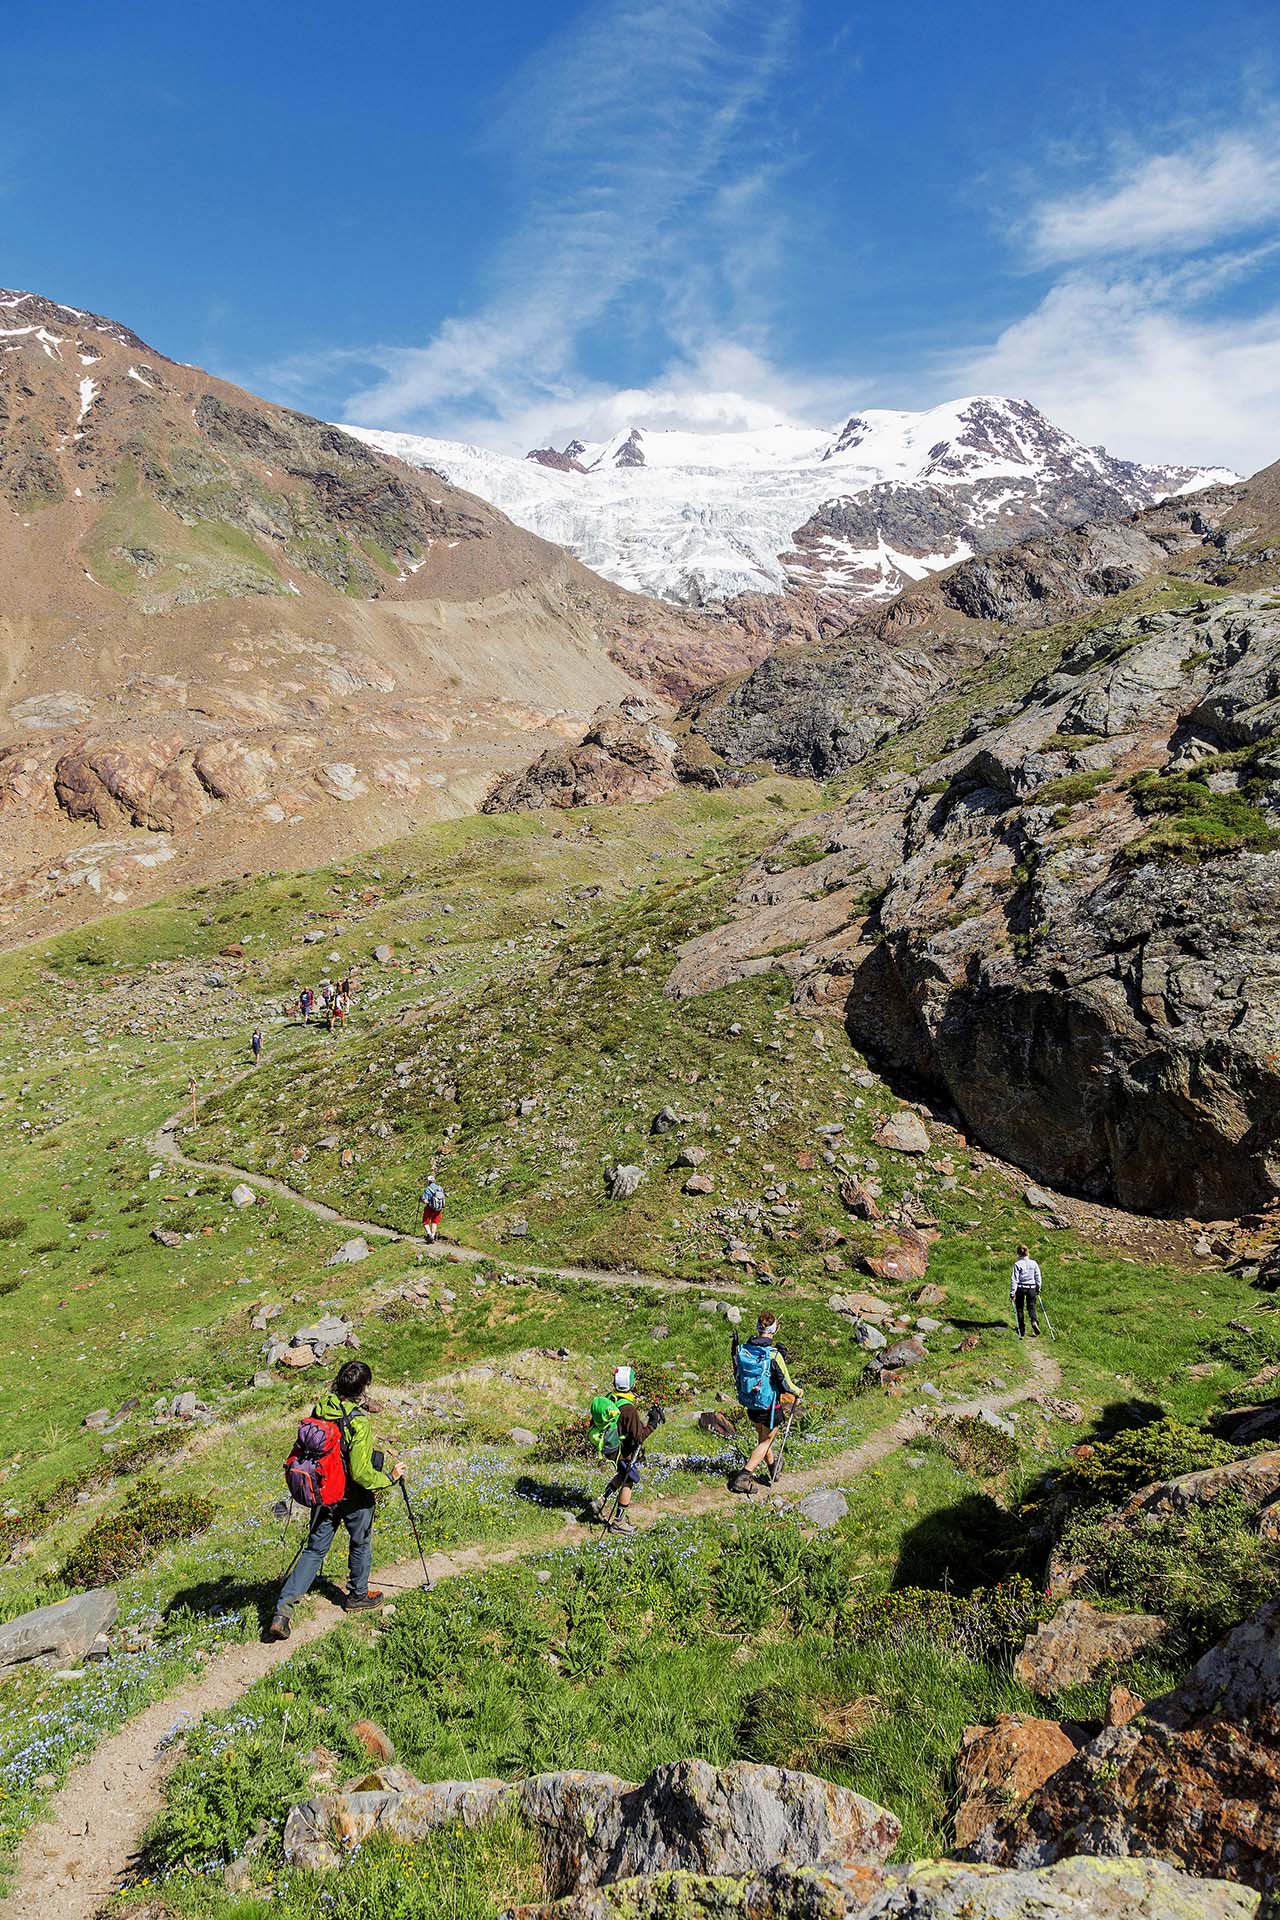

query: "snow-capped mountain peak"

left=345, top=397, right=1235, bottom=611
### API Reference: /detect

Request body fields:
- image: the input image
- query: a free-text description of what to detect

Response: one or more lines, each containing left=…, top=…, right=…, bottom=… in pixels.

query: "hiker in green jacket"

left=267, top=1359, right=404, bottom=1642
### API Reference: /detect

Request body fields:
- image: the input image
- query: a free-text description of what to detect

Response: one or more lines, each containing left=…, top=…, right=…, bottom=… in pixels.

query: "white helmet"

left=613, top=1365, right=635, bottom=1392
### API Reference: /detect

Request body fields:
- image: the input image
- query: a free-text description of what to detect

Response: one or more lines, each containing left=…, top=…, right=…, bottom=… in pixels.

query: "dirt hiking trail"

left=5, top=1347, right=1058, bottom=1920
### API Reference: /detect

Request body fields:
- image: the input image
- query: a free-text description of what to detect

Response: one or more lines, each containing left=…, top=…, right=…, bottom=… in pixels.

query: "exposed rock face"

left=0, top=288, right=742, bottom=934
left=670, top=581, right=1280, bottom=1216
left=483, top=699, right=684, bottom=812
left=284, top=1759, right=900, bottom=1887
left=974, top=1597, right=1280, bottom=1905
left=505, top=1856, right=1258, bottom=1920
left=1013, top=1599, right=1170, bottom=1695
left=685, top=475, right=1268, bottom=782
left=954, top=1716, right=1079, bottom=1847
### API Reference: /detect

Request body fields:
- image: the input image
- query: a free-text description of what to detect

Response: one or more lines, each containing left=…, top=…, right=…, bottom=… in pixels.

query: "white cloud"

left=449, top=339, right=855, bottom=455
left=1029, top=125, right=1280, bottom=263
left=332, top=0, right=800, bottom=441
left=958, top=272, right=1280, bottom=473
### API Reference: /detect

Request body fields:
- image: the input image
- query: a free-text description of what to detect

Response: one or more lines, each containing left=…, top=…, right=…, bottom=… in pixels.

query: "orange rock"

left=351, top=1719, right=395, bottom=1763
left=954, top=1714, right=1077, bottom=1847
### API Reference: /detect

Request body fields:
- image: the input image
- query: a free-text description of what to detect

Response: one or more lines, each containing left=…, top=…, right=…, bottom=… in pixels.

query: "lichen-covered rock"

left=503, top=1855, right=1258, bottom=1920
left=284, top=1760, right=899, bottom=1889
left=954, top=1714, right=1077, bottom=1846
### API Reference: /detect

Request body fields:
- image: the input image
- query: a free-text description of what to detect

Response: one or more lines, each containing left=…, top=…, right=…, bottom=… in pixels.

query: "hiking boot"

left=344, top=1588, right=384, bottom=1612
left=585, top=1496, right=605, bottom=1521
left=727, top=1470, right=756, bottom=1495
left=265, top=1613, right=291, bottom=1642
left=610, top=1510, right=636, bottom=1533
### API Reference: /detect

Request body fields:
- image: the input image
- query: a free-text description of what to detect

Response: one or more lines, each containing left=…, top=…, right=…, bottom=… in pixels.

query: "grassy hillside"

left=0, top=762, right=1267, bottom=1912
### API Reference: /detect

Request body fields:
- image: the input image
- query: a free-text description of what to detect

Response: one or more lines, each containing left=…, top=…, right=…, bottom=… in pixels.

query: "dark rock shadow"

left=891, top=1491, right=1028, bottom=1596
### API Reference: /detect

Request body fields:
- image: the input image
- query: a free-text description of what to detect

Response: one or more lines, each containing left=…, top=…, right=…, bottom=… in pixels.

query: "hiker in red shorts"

left=421, top=1173, right=445, bottom=1241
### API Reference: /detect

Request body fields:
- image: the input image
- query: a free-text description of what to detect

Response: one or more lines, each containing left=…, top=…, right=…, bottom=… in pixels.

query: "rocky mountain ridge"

left=0, top=290, right=754, bottom=933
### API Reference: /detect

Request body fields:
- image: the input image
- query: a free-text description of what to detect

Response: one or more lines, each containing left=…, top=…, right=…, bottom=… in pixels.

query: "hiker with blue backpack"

left=584, top=1365, right=665, bottom=1533
left=728, top=1313, right=803, bottom=1495
left=267, top=1359, right=404, bottom=1642
left=421, top=1173, right=446, bottom=1242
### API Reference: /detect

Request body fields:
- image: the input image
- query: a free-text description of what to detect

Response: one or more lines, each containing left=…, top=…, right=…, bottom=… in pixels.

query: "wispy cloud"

left=959, top=271, right=1280, bottom=472
left=957, top=113, right=1280, bottom=474
left=1029, top=123, right=1280, bottom=263
left=321, top=0, right=801, bottom=444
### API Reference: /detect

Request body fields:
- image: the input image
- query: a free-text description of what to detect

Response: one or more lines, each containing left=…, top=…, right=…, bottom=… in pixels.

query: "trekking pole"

left=398, top=1478, right=433, bottom=1590
left=769, top=1413, right=795, bottom=1486
left=1039, top=1298, right=1058, bottom=1340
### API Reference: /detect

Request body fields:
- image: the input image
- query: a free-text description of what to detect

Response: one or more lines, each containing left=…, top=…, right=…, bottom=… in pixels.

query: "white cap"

left=613, top=1365, right=634, bottom=1392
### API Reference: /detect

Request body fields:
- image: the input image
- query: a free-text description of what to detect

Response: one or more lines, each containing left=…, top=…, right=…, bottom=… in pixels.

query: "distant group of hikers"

left=263, top=1231, right=1050, bottom=1632
left=298, top=976, right=354, bottom=1032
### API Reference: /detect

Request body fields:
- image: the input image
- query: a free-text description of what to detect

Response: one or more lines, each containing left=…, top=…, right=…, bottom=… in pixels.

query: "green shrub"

left=931, top=1414, right=1018, bottom=1479
left=61, top=1482, right=217, bottom=1589
left=0, top=1429, right=178, bottom=1560
left=1060, top=1491, right=1278, bottom=1654
left=1048, top=1418, right=1233, bottom=1508
left=0, top=1217, right=26, bottom=1241
left=844, top=1576, right=1047, bottom=1660
left=1124, top=769, right=1280, bottom=862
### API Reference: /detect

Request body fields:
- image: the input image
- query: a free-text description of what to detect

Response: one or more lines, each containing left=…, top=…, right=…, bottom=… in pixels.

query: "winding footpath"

left=2, top=1090, right=1060, bottom=1920
left=4, top=1353, right=1058, bottom=1920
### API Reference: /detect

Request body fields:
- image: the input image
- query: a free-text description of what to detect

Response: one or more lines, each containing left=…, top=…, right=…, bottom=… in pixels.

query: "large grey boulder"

left=285, top=1760, right=899, bottom=1888
left=326, top=1237, right=370, bottom=1266
left=0, top=1589, right=118, bottom=1670
left=503, top=1855, right=1257, bottom=1919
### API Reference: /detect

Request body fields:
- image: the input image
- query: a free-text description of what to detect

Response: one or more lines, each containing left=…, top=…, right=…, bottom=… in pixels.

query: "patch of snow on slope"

left=77, top=377, right=98, bottom=424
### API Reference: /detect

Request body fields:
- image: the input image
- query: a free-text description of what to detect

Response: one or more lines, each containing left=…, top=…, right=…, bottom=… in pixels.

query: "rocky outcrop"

left=972, top=1596, right=1280, bottom=1904
left=1013, top=1599, right=1170, bottom=1696
left=685, top=478, right=1257, bottom=780
left=670, top=588, right=1280, bottom=1215
left=506, top=1856, right=1258, bottom=1920
left=1049, top=1452, right=1280, bottom=1595
left=284, top=1759, right=900, bottom=1885
left=483, top=699, right=685, bottom=812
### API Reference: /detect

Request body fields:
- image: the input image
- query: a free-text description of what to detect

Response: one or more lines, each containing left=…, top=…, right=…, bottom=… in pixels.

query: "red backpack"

left=284, top=1407, right=359, bottom=1509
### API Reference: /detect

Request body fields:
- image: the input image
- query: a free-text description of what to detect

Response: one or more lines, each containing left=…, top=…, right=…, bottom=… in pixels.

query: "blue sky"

left=4, top=0, right=1279, bottom=468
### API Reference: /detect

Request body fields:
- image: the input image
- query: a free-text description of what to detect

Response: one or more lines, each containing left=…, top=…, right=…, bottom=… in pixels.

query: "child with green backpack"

left=584, top=1365, right=664, bottom=1533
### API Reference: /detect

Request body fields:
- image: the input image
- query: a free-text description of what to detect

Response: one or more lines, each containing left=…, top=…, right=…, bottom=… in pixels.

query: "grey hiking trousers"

left=278, top=1492, right=375, bottom=1613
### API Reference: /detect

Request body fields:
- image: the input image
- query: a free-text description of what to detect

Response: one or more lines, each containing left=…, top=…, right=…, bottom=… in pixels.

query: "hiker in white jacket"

left=1010, top=1244, right=1043, bottom=1338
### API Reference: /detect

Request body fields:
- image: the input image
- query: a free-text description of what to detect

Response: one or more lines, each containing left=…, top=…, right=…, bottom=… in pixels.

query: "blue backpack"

left=734, top=1340, right=776, bottom=1415
left=422, top=1182, right=445, bottom=1211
